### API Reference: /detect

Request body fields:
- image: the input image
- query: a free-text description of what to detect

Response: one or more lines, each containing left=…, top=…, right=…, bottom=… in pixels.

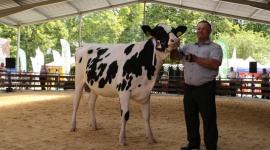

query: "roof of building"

left=0, top=0, right=270, bottom=28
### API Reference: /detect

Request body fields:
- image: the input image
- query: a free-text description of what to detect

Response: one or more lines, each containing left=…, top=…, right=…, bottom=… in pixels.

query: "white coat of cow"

left=70, top=23, right=187, bottom=145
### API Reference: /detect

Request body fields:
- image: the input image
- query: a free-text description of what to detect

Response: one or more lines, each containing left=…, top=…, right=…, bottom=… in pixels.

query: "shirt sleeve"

left=210, top=43, right=223, bottom=63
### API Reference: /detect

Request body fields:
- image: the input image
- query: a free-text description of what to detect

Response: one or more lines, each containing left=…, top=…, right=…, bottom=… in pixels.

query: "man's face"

left=196, top=23, right=212, bottom=40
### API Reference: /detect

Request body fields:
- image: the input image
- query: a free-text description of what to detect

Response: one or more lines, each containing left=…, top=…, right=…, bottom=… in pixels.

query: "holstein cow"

left=70, top=23, right=187, bottom=145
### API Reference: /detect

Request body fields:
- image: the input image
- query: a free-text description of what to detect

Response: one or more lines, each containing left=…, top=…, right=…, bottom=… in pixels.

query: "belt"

left=185, top=79, right=215, bottom=87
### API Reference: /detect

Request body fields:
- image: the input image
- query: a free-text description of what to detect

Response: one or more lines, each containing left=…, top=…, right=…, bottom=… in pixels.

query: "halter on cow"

left=70, top=23, right=187, bottom=145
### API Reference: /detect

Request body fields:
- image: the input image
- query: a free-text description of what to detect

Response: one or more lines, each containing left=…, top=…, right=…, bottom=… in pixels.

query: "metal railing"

left=1, top=74, right=270, bottom=98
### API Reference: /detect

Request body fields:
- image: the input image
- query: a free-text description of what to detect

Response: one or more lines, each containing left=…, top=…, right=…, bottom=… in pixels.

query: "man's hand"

left=185, top=53, right=198, bottom=62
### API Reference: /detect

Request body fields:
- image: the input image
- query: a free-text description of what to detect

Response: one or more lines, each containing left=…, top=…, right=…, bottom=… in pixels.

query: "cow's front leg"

left=119, top=94, right=130, bottom=146
left=88, top=91, right=98, bottom=130
left=141, top=95, right=157, bottom=144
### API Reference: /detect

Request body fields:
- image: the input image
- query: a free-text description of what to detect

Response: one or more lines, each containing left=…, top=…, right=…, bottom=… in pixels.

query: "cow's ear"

left=141, top=25, right=152, bottom=36
left=173, top=26, right=187, bottom=37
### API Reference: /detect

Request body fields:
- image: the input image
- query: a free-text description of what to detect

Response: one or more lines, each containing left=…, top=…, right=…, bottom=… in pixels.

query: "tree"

left=1, top=3, right=270, bottom=69
left=218, top=30, right=270, bottom=65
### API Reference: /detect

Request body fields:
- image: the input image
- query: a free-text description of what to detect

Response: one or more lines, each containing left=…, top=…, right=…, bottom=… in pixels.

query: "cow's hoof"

left=70, top=128, right=77, bottom=132
left=119, top=142, right=127, bottom=146
left=148, top=139, right=157, bottom=144
left=91, top=127, right=98, bottom=131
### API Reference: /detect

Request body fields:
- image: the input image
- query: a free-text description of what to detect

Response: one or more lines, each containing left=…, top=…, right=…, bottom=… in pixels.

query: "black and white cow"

left=70, top=23, right=187, bottom=145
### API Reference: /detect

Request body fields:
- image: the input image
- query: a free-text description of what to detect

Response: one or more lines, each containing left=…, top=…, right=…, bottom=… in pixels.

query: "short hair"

left=198, top=20, right=212, bottom=29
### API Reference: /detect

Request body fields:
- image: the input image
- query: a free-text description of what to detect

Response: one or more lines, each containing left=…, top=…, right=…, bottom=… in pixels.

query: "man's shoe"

left=180, top=144, right=200, bottom=150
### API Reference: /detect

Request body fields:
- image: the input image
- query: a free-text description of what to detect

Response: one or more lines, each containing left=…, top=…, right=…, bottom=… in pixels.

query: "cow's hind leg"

left=88, top=91, right=98, bottom=130
left=118, top=93, right=130, bottom=146
left=70, top=80, right=84, bottom=132
left=141, top=95, right=157, bottom=144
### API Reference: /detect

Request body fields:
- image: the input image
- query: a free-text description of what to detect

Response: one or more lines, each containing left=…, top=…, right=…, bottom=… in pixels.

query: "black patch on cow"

left=86, top=48, right=109, bottom=85
left=97, top=47, right=108, bottom=55
left=105, top=53, right=110, bottom=58
left=120, top=109, right=130, bottom=121
left=98, top=61, right=118, bottom=88
left=88, top=49, right=93, bottom=54
left=124, top=111, right=130, bottom=121
left=117, top=40, right=156, bottom=91
left=79, top=57, right=82, bottom=63
left=117, top=79, right=127, bottom=91
left=97, top=63, right=107, bottom=77
left=124, top=44, right=135, bottom=55
left=138, top=84, right=141, bottom=87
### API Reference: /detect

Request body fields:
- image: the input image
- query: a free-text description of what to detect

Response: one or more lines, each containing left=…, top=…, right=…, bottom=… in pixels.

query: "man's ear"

left=173, top=26, right=187, bottom=37
left=141, top=25, right=152, bottom=36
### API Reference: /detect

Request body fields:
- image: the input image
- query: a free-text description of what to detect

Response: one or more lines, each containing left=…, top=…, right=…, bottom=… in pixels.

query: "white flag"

left=232, top=47, right=236, bottom=59
left=61, top=39, right=71, bottom=75
left=19, top=48, right=27, bottom=71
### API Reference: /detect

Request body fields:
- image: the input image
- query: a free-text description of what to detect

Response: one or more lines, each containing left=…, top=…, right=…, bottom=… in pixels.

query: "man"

left=0, top=62, right=7, bottom=80
left=227, top=67, right=237, bottom=96
left=160, top=71, right=169, bottom=94
left=39, top=64, right=48, bottom=90
left=178, top=21, right=223, bottom=150
left=0, top=62, right=7, bottom=72
left=256, top=68, right=269, bottom=99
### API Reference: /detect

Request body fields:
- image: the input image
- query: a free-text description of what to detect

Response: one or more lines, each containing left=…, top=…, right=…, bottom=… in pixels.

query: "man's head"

left=230, top=67, right=234, bottom=71
left=196, top=21, right=212, bottom=42
left=0, top=62, right=4, bottom=68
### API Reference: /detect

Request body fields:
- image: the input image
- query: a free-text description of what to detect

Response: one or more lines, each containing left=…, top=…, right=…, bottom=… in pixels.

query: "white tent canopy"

left=1, top=0, right=270, bottom=28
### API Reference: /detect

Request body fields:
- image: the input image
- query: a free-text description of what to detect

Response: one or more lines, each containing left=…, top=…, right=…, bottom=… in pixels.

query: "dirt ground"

left=0, top=90, right=270, bottom=150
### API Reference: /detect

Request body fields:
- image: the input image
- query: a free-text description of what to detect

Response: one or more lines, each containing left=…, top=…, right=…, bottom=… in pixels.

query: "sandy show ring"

left=0, top=90, right=270, bottom=150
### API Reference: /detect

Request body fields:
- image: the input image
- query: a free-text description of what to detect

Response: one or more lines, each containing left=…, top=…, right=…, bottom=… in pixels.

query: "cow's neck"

left=154, top=51, right=169, bottom=75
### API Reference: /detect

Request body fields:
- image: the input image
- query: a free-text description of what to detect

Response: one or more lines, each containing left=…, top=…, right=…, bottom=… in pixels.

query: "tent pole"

left=143, top=1, right=146, bottom=41
left=78, top=13, right=82, bottom=47
left=16, top=26, right=21, bottom=71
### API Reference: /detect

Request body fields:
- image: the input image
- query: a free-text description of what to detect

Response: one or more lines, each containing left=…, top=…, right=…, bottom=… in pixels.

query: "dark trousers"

left=261, top=83, right=269, bottom=99
left=40, top=77, right=47, bottom=90
left=183, top=80, right=218, bottom=150
left=229, top=82, right=236, bottom=96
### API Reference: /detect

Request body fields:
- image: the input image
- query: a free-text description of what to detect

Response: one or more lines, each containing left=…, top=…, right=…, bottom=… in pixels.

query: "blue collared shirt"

left=180, top=40, right=223, bottom=86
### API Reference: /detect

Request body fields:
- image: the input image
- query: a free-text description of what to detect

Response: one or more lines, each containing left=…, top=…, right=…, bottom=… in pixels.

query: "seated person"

left=0, top=62, right=7, bottom=80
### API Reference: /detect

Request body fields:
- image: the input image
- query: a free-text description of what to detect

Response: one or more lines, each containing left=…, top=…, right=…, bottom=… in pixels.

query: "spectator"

left=47, top=68, right=53, bottom=90
left=55, top=69, right=60, bottom=90
left=0, top=62, right=7, bottom=79
left=0, top=62, right=7, bottom=72
left=256, top=68, right=269, bottom=99
left=227, top=67, right=237, bottom=96
left=40, top=64, right=48, bottom=90
left=160, top=71, right=169, bottom=94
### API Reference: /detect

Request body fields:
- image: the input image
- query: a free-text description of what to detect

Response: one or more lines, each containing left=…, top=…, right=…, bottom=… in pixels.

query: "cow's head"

left=141, top=23, right=187, bottom=52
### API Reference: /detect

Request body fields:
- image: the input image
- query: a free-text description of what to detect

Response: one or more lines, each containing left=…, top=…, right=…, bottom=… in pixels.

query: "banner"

left=61, top=39, right=71, bottom=75
left=19, top=48, right=27, bottom=71
left=0, top=38, right=10, bottom=64
left=30, top=47, right=44, bottom=74
left=216, top=39, right=229, bottom=78
left=52, top=50, right=62, bottom=63
left=232, top=47, right=236, bottom=59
